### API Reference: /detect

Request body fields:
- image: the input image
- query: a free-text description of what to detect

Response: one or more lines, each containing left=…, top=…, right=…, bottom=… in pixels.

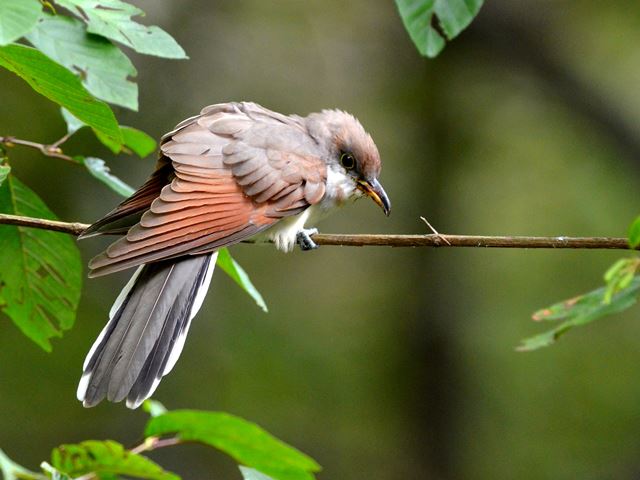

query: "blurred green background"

left=2, top=1, right=640, bottom=478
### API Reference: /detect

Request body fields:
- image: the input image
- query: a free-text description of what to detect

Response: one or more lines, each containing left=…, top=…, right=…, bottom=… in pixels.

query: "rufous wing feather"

left=88, top=102, right=328, bottom=277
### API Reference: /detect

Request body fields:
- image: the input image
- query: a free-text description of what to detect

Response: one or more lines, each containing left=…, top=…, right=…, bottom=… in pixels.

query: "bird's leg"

left=296, top=228, right=319, bottom=251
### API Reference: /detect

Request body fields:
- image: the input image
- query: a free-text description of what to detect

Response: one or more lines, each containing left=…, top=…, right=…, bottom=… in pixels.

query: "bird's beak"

left=358, top=178, right=391, bottom=216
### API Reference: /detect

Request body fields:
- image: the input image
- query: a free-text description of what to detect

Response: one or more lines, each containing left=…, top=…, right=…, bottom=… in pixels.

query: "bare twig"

left=129, top=436, right=182, bottom=455
left=308, top=234, right=635, bottom=249
left=0, top=213, right=636, bottom=250
left=420, top=216, right=451, bottom=245
left=49, top=132, right=73, bottom=150
left=0, top=136, right=78, bottom=163
left=0, top=214, right=88, bottom=235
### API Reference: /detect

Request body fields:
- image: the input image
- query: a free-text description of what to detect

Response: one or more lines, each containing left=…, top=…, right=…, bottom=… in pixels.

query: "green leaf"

left=217, top=248, right=268, bottom=313
left=519, top=276, right=640, bottom=351
left=120, top=126, right=157, bottom=157
left=395, top=0, right=484, bottom=58
left=0, top=0, right=42, bottom=45
left=62, top=109, right=157, bottom=157
left=0, top=175, right=82, bottom=351
left=629, top=215, right=640, bottom=249
left=603, top=258, right=640, bottom=304
left=0, top=448, right=41, bottom=480
left=240, top=467, right=277, bottom=480
left=82, top=156, right=135, bottom=197
left=145, top=410, right=321, bottom=480
left=55, top=0, right=187, bottom=59
left=143, top=399, right=168, bottom=418
left=603, top=258, right=629, bottom=284
left=51, top=440, right=178, bottom=480
left=0, top=165, right=10, bottom=186
left=96, top=126, right=157, bottom=157
left=0, top=44, right=122, bottom=146
left=26, top=14, right=138, bottom=110
left=60, top=108, right=86, bottom=135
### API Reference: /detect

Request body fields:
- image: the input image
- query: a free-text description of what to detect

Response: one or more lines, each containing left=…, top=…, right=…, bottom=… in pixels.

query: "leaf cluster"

left=0, top=0, right=266, bottom=351
left=0, top=402, right=321, bottom=480
left=520, top=216, right=640, bottom=351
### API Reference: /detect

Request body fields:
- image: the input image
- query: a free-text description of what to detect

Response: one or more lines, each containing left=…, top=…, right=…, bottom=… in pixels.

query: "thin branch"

left=0, top=213, right=636, bottom=250
left=310, top=234, right=634, bottom=249
left=0, top=136, right=78, bottom=163
left=49, top=132, right=73, bottom=150
left=129, top=436, right=182, bottom=455
left=0, top=214, right=88, bottom=235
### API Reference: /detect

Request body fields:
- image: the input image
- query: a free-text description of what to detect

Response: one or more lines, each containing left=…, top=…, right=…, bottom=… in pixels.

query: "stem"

left=0, top=214, right=87, bottom=235
left=50, top=132, right=73, bottom=150
left=0, top=213, right=636, bottom=250
left=130, top=436, right=182, bottom=455
left=0, top=136, right=78, bottom=163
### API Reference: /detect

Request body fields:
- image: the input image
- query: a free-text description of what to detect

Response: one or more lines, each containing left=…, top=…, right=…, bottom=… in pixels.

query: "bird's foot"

left=296, top=228, right=319, bottom=251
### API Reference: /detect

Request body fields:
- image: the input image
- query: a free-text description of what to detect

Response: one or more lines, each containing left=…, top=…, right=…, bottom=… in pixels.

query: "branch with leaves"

left=0, top=0, right=271, bottom=355
left=0, top=400, right=319, bottom=480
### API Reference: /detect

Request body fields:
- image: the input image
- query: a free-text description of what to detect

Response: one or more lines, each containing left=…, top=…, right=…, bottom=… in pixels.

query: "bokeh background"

left=2, top=1, right=640, bottom=479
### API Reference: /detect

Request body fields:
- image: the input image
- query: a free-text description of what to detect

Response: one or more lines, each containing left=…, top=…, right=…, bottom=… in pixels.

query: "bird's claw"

left=296, top=228, right=319, bottom=251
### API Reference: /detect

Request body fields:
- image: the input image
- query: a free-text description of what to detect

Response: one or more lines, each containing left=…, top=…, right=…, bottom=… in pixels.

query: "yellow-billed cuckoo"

left=77, top=102, right=390, bottom=408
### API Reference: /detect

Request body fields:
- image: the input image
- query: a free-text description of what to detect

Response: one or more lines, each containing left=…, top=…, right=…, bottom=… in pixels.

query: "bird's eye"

left=340, top=152, right=356, bottom=170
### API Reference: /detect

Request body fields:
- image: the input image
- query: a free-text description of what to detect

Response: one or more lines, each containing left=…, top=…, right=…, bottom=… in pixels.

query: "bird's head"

left=307, top=110, right=391, bottom=215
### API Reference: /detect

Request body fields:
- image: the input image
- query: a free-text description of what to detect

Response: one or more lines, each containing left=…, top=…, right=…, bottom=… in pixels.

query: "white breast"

left=255, top=166, right=361, bottom=253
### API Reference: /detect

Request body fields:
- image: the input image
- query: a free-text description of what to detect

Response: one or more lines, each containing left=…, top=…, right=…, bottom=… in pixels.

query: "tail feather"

left=125, top=256, right=215, bottom=409
left=77, top=253, right=217, bottom=408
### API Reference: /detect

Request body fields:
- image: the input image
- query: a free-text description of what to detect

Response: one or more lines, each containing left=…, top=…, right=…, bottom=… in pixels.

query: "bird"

left=76, top=101, right=390, bottom=409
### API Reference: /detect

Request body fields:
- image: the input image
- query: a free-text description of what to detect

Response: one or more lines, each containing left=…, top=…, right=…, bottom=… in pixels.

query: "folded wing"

left=87, top=102, right=327, bottom=277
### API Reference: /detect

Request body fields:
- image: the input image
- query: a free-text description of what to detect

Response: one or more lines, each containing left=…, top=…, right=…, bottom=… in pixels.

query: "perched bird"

left=77, top=102, right=390, bottom=408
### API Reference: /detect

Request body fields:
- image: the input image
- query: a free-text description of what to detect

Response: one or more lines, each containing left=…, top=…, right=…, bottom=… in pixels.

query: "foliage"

left=51, top=441, right=178, bottom=480
left=0, top=176, right=82, bottom=351
left=143, top=399, right=168, bottom=418
left=61, top=109, right=157, bottom=156
left=0, top=0, right=41, bottom=45
left=629, top=215, right=640, bottom=249
left=0, top=448, right=40, bottom=480
left=217, top=248, right=268, bottom=312
left=0, top=403, right=320, bottom=480
left=522, top=216, right=640, bottom=351
left=395, top=0, right=484, bottom=57
left=27, top=14, right=139, bottom=110
left=54, top=0, right=187, bottom=59
left=0, top=0, right=266, bottom=350
left=240, top=467, right=278, bottom=480
left=0, top=43, right=121, bottom=145
left=0, top=165, right=9, bottom=186
left=82, top=156, right=135, bottom=197
left=146, top=411, right=320, bottom=480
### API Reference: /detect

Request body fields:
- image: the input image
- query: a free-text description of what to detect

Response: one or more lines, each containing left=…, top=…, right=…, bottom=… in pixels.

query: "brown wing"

left=88, top=102, right=327, bottom=277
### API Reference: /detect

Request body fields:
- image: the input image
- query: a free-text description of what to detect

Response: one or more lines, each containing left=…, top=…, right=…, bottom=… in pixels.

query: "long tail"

left=77, top=252, right=217, bottom=409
